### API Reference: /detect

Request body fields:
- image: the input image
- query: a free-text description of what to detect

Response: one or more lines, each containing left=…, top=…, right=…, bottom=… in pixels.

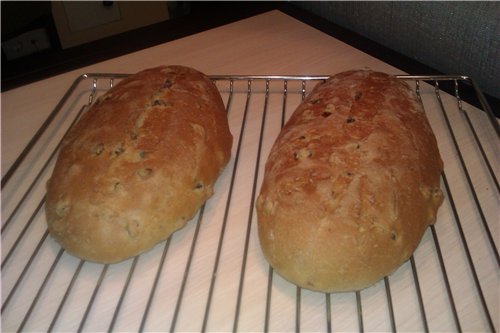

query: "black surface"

left=2, top=2, right=498, bottom=116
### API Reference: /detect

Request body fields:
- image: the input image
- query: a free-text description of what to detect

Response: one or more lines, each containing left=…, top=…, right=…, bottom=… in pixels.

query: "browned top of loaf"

left=257, top=70, right=443, bottom=292
left=46, top=65, right=232, bottom=263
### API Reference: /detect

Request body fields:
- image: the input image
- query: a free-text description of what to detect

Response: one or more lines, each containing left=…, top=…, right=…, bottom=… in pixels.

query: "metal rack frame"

left=1, top=74, right=498, bottom=332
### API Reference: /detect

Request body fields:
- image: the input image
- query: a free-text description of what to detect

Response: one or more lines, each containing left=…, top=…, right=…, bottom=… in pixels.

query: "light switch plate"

left=51, top=2, right=169, bottom=49
left=62, top=2, right=121, bottom=32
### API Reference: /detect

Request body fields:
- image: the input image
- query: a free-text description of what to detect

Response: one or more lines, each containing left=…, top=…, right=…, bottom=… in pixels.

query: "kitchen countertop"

left=2, top=9, right=498, bottom=332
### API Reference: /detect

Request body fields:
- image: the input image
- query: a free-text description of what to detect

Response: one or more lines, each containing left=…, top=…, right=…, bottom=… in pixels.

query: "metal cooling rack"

left=1, top=74, right=498, bottom=332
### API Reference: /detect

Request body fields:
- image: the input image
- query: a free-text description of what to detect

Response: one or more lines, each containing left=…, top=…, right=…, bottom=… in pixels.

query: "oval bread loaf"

left=46, top=65, right=233, bottom=263
left=256, top=70, right=444, bottom=292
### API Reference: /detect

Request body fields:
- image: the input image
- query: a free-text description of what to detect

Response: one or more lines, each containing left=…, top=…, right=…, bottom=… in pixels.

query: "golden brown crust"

left=256, top=70, right=443, bottom=292
left=45, top=65, right=232, bottom=263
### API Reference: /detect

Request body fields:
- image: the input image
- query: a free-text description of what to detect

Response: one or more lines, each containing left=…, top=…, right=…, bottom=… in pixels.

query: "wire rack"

left=1, top=74, right=498, bottom=332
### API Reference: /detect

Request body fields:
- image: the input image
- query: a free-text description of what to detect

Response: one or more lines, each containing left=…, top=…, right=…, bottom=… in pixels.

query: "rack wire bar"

left=429, top=224, right=462, bottom=332
left=1, top=74, right=498, bottom=332
left=453, top=80, right=500, bottom=193
left=168, top=207, right=204, bottom=333
left=108, top=256, right=139, bottom=332
left=356, top=291, right=364, bottom=332
left=409, top=256, right=429, bottom=332
left=434, top=82, right=499, bottom=266
left=48, top=259, right=85, bottom=332
left=77, top=264, right=108, bottom=332
left=200, top=79, right=251, bottom=333
left=17, top=248, right=65, bottom=332
left=232, top=79, right=271, bottom=332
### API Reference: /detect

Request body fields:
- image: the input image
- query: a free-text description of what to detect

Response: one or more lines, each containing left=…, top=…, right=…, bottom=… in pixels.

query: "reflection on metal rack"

left=1, top=74, right=498, bottom=332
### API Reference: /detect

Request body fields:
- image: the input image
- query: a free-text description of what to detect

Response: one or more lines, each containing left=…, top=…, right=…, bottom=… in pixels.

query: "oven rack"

left=1, top=74, right=498, bottom=332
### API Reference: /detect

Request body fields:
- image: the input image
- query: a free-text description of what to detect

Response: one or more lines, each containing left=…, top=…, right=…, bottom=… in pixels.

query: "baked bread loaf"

left=46, top=65, right=232, bottom=263
left=256, top=70, right=443, bottom=292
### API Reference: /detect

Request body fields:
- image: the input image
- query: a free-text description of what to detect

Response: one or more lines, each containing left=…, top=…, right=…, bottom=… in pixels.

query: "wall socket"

left=2, top=27, right=52, bottom=60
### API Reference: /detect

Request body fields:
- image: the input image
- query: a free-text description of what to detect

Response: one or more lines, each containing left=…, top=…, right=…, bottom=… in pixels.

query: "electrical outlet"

left=2, top=28, right=52, bottom=60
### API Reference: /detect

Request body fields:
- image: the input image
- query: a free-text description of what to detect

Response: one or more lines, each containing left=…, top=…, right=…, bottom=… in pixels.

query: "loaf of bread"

left=256, top=70, right=443, bottom=292
left=45, top=65, right=232, bottom=263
